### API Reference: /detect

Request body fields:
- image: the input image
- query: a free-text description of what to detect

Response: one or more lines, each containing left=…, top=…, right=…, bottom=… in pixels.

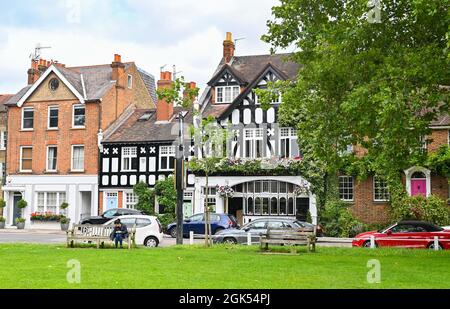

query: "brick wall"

left=428, top=129, right=449, bottom=152
left=351, top=176, right=390, bottom=224
left=7, top=100, right=100, bottom=175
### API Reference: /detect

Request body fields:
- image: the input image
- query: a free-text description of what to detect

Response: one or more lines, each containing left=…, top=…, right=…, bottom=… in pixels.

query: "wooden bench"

left=260, top=228, right=316, bottom=253
left=67, top=224, right=136, bottom=249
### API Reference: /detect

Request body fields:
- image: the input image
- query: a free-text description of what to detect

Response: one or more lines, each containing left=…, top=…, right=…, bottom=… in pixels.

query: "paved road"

left=0, top=230, right=351, bottom=247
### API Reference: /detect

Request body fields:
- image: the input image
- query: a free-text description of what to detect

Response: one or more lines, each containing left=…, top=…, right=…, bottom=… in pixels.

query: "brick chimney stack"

left=183, top=81, right=197, bottom=99
left=111, top=54, right=125, bottom=88
left=27, top=58, right=53, bottom=85
left=223, top=32, right=235, bottom=63
left=156, top=71, right=174, bottom=122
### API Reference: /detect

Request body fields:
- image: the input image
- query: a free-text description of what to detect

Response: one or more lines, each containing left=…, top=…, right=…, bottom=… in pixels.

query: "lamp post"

left=175, top=111, right=188, bottom=245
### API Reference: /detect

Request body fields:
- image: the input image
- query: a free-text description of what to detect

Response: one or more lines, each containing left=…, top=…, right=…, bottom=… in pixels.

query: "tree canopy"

left=262, top=0, right=449, bottom=186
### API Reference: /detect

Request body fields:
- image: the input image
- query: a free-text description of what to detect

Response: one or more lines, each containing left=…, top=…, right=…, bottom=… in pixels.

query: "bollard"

left=189, top=231, right=194, bottom=245
left=370, top=236, right=376, bottom=249
left=247, top=232, right=252, bottom=246
left=434, top=236, right=439, bottom=251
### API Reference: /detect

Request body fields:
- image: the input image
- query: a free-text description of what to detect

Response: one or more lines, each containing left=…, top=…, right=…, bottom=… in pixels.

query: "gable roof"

left=201, top=53, right=300, bottom=119
left=104, top=107, right=193, bottom=143
left=6, top=62, right=157, bottom=107
left=15, top=65, right=86, bottom=107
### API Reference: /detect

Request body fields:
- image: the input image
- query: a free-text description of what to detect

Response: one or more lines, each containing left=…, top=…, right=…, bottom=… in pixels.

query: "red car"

left=352, top=220, right=450, bottom=250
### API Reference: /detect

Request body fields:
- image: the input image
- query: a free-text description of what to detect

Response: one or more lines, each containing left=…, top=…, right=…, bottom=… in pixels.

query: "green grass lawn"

left=0, top=244, right=449, bottom=289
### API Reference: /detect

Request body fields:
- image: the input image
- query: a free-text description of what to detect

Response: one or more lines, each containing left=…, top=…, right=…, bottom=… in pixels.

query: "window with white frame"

left=280, top=127, right=299, bottom=158
left=159, top=146, right=175, bottom=170
left=125, top=192, right=138, bottom=209
left=36, top=192, right=66, bottom=214
left=73, top=105, right=86, bottom=128
left=373, top=176, right=390, bottom=202
left=48, top=106, right=59, bottom=129
left=203, top=187, right=216, bottom=209
left=216, top=86, right=240, bottom=103
left=22, top=107, right=34, bottom=130
left=122, top=147, right=138, bottom=171
left=339, top=176, right=354, bottom=201
left=127, top=74, right=133, bottom=89
left=20, top=146, right=33, bottom=172
left=244, top=128, right=264, bottom=158
left=46, top=146, right=58, bottom=172
left=71, top=145, right=85, bottom=171
left=0, top=162, right=4, bottom=180
left=0, top=131, right=6, bottom=150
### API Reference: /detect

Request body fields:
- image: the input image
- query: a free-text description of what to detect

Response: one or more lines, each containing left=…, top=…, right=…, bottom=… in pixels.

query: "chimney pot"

left=114, top=54, right=122, bottom=63
left=223, top=32, right=235, bottom=63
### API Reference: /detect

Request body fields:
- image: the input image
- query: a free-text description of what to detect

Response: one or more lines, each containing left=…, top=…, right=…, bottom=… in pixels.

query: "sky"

left=0, top=0, right=292, bottom=94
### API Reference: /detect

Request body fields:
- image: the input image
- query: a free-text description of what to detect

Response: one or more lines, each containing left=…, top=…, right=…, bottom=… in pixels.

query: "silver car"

left=213, top=218, right=317, bottom=244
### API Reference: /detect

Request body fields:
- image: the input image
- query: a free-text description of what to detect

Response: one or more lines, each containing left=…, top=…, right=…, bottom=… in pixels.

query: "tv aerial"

left=29, top=43, right=51, bottom=61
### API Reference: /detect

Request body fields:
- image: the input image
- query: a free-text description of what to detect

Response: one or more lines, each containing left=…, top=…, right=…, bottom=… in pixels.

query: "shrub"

left=15, top=218, right=26, bottom=224
left=390, top=194, right=450, bottom=226
left=0, top=198, right=5, bottom=218
left=157, top=213, right=176, bottom=232
left=60, top=217, right=70, bottom=224
left=0, top=217, right=5, bottom=223
left=133, top=182, right=155, bottom=214
left=17, top=199, right=27, bottom=210
left=320, top=199, right=364, bottom=238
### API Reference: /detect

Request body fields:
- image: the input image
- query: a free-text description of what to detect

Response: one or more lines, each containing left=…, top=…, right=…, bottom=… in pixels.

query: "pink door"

left=411, top=179, right=427, bottom=196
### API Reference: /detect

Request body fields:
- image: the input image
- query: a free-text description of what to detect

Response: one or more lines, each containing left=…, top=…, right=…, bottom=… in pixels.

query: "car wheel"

left=362, top=240, right=377, bottom=248
left=223, top=237, right=238, bottom=244
left=427, top=242, right=443, bottom=250
left=144, top=236, right=159, bottom=248
left=169, top=227, right=177, bottom=238
left=214, top=227, right=224, bottom=235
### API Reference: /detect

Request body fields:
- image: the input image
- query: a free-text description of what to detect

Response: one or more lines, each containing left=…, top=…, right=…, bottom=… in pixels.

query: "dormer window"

left=216, top=86, right=240, bottom=103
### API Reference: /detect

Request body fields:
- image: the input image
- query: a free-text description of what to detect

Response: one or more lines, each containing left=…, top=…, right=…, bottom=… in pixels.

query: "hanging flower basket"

left=216, top=185, right=235, bottom=198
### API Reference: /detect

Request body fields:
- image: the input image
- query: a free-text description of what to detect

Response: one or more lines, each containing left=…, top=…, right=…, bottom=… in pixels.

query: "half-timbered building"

left=99, top=71, right=196, bottom=215
left=194, top=33, right=317, bottom=226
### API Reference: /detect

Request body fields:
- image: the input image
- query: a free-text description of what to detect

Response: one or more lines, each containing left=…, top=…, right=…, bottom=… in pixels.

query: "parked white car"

left=104, top=215, right=163, bottom=247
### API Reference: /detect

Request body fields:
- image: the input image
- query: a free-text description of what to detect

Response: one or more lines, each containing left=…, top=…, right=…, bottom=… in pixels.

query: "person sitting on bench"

left=110, top=219, right=129, bottom=248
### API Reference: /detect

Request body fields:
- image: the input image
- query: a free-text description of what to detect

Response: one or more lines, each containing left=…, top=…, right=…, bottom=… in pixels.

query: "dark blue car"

left=167, top=213, right=239, bottom=238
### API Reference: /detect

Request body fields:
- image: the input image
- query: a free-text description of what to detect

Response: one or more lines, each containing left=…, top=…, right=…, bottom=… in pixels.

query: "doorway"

left=411, top=172, right=427, bottom=196
left=229, top=197, right=243, bottom=226
left=80, top=191, right=92, bottom=221
left=12, top=192, right=23, bottom=226
left=105, top=192, right=118, bottom=210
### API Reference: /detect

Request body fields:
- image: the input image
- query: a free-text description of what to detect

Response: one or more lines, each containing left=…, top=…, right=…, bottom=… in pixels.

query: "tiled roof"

left=431, top=114, right=450, bottom=127
left=0, top=94, right=13, bottom=112
left=201, top=53, right=300, bottom=118
left=104, top=107, right=193, bottom=143
left=138, top=68, right=157, bottom=104
left=6, top=62, right=156, bottom=105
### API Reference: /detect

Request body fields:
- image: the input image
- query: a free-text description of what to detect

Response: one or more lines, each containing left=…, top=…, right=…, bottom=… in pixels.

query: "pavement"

left=0, top=229, right=352, bottom=247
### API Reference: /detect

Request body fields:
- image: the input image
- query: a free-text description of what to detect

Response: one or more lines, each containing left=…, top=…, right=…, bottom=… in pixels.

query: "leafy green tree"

left=261, top=0, right=449, bottom=201
left=155, top=176, right=177, bottom=214
left=133, top=182, right=155, bottom=214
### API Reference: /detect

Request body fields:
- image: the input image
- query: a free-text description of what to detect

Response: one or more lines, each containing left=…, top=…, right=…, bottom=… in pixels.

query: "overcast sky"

left=0, top=0, right=291, bottom=94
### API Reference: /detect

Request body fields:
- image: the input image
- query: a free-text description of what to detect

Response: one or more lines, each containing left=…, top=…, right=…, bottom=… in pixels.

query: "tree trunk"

left=204, top=174, right=210, bottom=247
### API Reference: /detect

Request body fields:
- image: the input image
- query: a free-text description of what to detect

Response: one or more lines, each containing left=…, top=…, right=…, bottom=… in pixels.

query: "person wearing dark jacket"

left=110, top=219, right=129, bottom=248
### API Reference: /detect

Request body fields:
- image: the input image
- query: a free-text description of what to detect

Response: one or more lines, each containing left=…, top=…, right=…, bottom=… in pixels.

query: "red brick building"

left=2, top=55, right=156, bottom=228
left=346, top=121, right=450, bottom=224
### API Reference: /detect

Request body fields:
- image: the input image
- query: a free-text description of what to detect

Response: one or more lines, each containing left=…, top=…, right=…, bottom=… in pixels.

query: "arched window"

left=412, top=171, right=426, bottom=179
left=262, top=198, right=269, bottom=215
left=288, top=197, right=294, bottom=215
left=255, top=197, right=261, bottom=215
left=280, top=197, right=287, bottom=215
left=247, top=197, right=254, bottom=215
left=270, top=197, right=278, bottom=215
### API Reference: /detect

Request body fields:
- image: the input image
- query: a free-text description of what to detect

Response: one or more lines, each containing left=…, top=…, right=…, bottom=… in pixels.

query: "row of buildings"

left=0, top=32, right=449, bottom=229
